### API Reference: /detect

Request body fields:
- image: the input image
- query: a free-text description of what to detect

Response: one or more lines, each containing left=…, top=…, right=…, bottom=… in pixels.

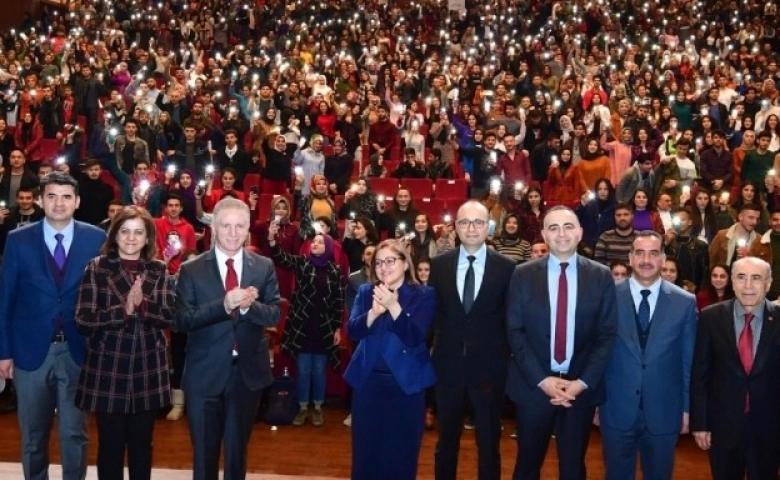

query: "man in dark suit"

left=174, top=197, right=281, bottom=480
left=691, top=256, right=780, bottom=479
left=506, top=205, right=617, bottom=480
left=599, top=231, right=697, bottom=480
left=429, top=200, right=516, bottom=480
left=0, top=172, right=106, bottom=480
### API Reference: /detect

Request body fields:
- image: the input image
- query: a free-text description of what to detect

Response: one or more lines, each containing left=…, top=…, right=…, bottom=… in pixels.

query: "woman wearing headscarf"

left=339, top=176, right=379, bottom=222
left=492, top=213, right=531, bottom=263
left=253, top=196, right=301, bottom=299
left=267, top=227, right=345, bottom=427
left=299, top=174, right=337, bottom=239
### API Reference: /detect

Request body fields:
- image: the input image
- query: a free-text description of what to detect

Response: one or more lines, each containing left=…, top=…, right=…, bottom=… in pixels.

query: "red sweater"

left=154, top=216, right=197, bottom=274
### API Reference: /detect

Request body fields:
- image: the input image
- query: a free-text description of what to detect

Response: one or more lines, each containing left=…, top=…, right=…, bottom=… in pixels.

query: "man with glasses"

left=506, top=205, right=617, bottom=480
left=428, top=200, right=516, bottom=480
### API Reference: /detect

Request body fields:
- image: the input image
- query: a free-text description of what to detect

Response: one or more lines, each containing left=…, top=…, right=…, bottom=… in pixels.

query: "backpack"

left=261, top=371, right=299, bottom=425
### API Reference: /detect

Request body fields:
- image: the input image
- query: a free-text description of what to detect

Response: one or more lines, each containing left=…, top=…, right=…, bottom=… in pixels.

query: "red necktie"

left=738, top=312, right=754, bottom=412
left=225, top=258, right=239, bottom=354
left=554, top=262, right=569, bottom=364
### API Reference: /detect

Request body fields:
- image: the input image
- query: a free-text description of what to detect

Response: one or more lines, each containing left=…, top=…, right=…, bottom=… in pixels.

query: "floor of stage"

left=0, top=406, right=712, bottom=479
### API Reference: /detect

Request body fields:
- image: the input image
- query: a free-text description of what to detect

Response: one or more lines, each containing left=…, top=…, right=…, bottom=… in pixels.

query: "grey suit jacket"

left=174, top=249, right=281, bottom=395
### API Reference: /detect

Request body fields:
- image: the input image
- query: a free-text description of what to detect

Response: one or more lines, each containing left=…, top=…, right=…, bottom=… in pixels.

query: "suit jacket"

left=601, top=280, right=697, bottom=434
left=691, top=300, right=780, bottom=448
left=0, top=220, right=106, bottom=370
left=428, top=248, right=516, bottom=388
left=174, top=249, right=281, bottom=396
left=506, top=255, right=617, bottom=406
left=344, top=283, right=437, bottom=395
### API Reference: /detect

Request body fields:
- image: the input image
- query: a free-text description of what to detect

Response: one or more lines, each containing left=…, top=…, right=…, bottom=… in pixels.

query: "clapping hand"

left=372, top=283, right=399, bottom=315
left=125, top=276, right=144, bottom=315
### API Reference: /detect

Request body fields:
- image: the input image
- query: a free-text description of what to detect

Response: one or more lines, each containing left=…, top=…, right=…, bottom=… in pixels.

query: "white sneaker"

left=343, top=413, right=352, bottom=427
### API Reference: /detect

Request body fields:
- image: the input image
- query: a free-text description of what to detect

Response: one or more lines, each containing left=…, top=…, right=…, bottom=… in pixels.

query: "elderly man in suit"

left=506, top=205, right=617, bottom=480
left=428, top=200, right=516, bottom=480
left=174, top=197, right=281, bottom=480
left=599, top=231, right=697, bottom=480
left=691, top=256, right=780, bottom=480
left=0, top=172, right=106, bottom=480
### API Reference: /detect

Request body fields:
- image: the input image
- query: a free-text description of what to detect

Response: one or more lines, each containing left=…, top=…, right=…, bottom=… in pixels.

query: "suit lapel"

left=751, top=303, right=779, bottom=375
left=616, top=281, right=642, bottom=360
left=204, top=249, right=225, bottom=291
left=644, top=281, right=671, bottom=358
left=718, top=300, right=742, bottom=371
left=538, top=258, right=552, bottom=339
left=447, top=249, right=467, bottom=315
left=241, top=250, right=254, bottom=288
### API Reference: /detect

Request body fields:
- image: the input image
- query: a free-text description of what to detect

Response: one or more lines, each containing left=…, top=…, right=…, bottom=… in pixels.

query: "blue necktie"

left=638, top=289, right=651, bottom=332
left=54, top=233, right=67, bottom=271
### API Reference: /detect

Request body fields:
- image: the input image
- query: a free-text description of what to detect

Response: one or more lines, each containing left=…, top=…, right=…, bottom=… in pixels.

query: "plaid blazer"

left=75, top=254, right=175, bottom=414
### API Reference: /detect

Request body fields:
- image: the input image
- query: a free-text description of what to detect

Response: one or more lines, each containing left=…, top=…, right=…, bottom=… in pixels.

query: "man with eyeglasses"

left=506, top=205, right=617, bottom=480
left=428, top=200, right=516, bottom=480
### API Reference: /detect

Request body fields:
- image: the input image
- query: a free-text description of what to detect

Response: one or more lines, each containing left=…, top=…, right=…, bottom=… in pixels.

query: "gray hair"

left=732, top=256, right=772, bottom=280
left=211, top=197, right=250, bottom=243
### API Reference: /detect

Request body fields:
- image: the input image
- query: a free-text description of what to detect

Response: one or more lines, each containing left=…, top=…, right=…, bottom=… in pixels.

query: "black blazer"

left=505, top=255, right=617, bottom=406
left=691, top=300, right=780, bottom=449
left=429, top=247, right=516, bottom=388
left=174, top=249, right=281, bottom=395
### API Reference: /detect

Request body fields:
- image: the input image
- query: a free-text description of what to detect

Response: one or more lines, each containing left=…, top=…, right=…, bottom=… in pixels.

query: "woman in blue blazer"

left=344, top=239, right=437, bottom=480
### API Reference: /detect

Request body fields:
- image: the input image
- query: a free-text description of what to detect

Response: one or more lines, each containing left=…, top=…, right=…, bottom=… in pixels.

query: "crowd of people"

left=1, top=0, right=780, bottom=477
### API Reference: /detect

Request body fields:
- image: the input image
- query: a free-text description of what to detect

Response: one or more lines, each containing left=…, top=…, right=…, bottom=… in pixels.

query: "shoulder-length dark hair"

left=101, top=206, right=158, bottom=261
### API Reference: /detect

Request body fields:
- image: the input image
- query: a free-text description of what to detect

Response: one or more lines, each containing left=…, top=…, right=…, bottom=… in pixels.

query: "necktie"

left=638, top=289, right=651, bottom=332
left=53, top=233, right=66, bottom=271
left=463, top=255, right=476, bottom=313
left=554, top=262, right=569, bottom=364
left=225, top=258, right=239, bottom=355
left=225, top=258, right=238, bottom=311
left=738, top=313, right=754, bottom=412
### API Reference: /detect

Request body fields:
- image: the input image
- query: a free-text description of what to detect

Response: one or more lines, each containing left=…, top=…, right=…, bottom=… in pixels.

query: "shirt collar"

left=628, top=276, right=662, bottom=297
left=548, top=253, right=578, bottom=270
left=459, top=243, right=487, bottom=263
left=43, top=218, right=75, bottom=237
left=214, top=246, right=243, bottom=267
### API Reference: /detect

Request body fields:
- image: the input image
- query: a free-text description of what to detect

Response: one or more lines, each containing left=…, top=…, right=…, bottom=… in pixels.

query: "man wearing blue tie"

left=0, top=172, right=106, bottom=480
left=599, top=231, right=697, bottom=480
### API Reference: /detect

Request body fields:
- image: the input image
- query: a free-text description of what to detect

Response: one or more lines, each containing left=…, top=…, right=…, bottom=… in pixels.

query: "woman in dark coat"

left=75, top=206, right=175, bottom=480
left=268, top=226, right=344, bottom=427
left=253, top=195, right=301, bottom=298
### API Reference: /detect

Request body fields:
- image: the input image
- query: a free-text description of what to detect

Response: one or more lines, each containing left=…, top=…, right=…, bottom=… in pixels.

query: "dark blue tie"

left=638, top=289, right=651, bottom=332
left=54, top=233, right=67, bottom=271
left=463, top=255, right=476, bottom=313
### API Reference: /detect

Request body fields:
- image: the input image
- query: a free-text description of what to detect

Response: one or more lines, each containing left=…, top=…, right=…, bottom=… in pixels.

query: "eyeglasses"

left=456, top=219, right=487, bottom=229
left=374, top=257, right=401, bottom=268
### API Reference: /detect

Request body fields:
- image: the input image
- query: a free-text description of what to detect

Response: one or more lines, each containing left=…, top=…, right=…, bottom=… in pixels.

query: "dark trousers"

left=709, top=412, right=780, bottom=480
left=600, top=409, right=679, bottom=480
left=186, top=364, right=263, bottom=480
left=513, top=389, right=596, bottom=480
left=351, top=372, right=425, bottom=480
left=95, top=410, right=157, bottom=480
left=434, top=380, right=503, bottom=480
left=170, top=331, right=188, bottom=388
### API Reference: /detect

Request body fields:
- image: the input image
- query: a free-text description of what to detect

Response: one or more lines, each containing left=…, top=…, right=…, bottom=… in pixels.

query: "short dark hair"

left=630, top=230, right=664, bottom=251
left=738, top=202, right=762, bottom=213
left=84, top=158, right=102, bottom=168
left=39, top=171, right=79, bottom=196
left=615, top=202, right=634, bottom=213
left=123, top=118, right=138, bottom=128
left=757, top=129, right=773, bottom=141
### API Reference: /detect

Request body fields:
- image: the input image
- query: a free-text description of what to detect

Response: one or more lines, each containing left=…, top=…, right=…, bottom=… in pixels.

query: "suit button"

left=402, top=349, right=407, bottom=353
left=642, top=365, right=646, bottom=369
left=636, top=390, right=640, bottom=395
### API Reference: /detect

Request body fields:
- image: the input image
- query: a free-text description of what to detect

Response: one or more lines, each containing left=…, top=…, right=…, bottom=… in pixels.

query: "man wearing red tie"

left=691, top=256, right=780, bottom=480
left=506, top=205, right=617, bottom=480
left=174, top=197, right=281, bottom=480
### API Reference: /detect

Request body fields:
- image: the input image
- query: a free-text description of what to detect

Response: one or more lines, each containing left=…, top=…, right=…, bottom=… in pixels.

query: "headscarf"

left=269, top=195, right=292, bottom=224
left=498, top=213, right=522, bottom=245
left=307, top=233, right=335, bottom=267
left=309, top=174, right=329, bottom=200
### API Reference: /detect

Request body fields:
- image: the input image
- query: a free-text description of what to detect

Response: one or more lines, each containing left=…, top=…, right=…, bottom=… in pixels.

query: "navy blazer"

left=506, top=255, right=617, bottom=406
left=0, top=220, right=106, bottom=370
left=174, top=249, right=281, bottom=395
left=344, top=283, right=437, bottom=395
left=601, top=280, right=697, bottom=435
